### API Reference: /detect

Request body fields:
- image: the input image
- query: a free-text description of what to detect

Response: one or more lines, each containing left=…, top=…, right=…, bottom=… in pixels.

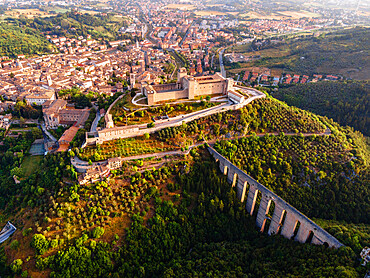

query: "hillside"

left=0, top=98, right=369, bottom=277
left=214, top=118, right=370, bottom=224
left=8, top=11, right=130, bottom=41
left=0, top=23, right=55, bottom=57
left=79, top=97, right=327, bottom=161
left=0, top=149, right=368, bottom=277
left=229, top=27, right=370, bottom=80
left=274, top=81, right=370, bottom=136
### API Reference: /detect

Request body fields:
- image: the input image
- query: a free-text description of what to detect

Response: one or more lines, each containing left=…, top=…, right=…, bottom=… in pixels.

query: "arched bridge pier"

left=208, top=146, right=343, bottom=248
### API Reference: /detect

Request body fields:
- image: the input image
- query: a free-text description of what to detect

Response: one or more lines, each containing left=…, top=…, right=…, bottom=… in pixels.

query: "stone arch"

left=277, top=210, right=287, bottom=234
left=240, top=181, right=249, bottom=202
left=232, top=172, right=238, bottom=187
left=261, top=199, right=275, bottom=233
left=252, top=190, right=263, bottom=217
left=291, top=220, right=301, bottom=240
left=266, top=199, right=275, bottom=218
left=247, top=187, right=259, bottom=216
left=223, top=165, right=228, bottom=176
left=305, top=230, right=315, bottom=243
left=323, top=242, right=329, bottom=248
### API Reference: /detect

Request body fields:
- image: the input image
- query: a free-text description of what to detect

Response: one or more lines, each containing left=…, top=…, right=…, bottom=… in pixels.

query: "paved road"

left=90, top=106, right=102, bottom=132
left=41, top=123, right=57, bottom=142
left=0, top=222, right=16, bottom=244
left=219, top=48, right=226, bottom=78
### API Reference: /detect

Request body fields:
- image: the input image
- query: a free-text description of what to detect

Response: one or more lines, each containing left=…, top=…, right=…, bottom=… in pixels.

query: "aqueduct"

left=208, top=146, right=343, bottom=248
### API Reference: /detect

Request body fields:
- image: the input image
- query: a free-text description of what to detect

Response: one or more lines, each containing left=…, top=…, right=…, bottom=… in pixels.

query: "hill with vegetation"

left=80, top=97, right=327, bottom=161
left=7, top=11, right=130, bottom=41
left=0, top=96, right=369, bottom=277
left=0, top=147, right=368, bottom=277
left=274, top=81, right=370, bottom=136
left=214, top=117, right=370, bottom=224
left=230, top=27, right=370, bottom=80
left=0, top=23, right=55, bottom=58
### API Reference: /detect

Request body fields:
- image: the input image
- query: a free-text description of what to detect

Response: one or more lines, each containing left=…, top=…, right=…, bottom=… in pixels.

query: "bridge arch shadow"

left=305, top=230, right=315, bottom=244
left=277, top=210, right=287, bottom=235
left=252, top=190, right=263, bottom=218
left=291, top=220, right=301, bottom=240
left=261, top=199, right=276, bottom=233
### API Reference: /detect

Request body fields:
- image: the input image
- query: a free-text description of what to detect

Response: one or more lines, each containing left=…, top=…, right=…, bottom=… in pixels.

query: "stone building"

left=142, top=68, right=234, bottom=105
left=43, top=99, right=90, bottom=129
left=78, top=165, right=110, bottom=185
left=25, top=88, right=56, bottom=105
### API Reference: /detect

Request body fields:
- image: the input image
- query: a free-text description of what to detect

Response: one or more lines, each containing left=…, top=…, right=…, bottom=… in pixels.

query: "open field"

left=21, top=155, right=43, bottom=177
left=112, top=100, right=216, bottom=127
left=194, top=11, right=227, bottom=16
left=3, top=9, right=54, bottom=18
left=240, top=10, right=321, bottom=20
left=165, top=4, right=196, bottom=10
left=276, top=10, right=322, bottom=19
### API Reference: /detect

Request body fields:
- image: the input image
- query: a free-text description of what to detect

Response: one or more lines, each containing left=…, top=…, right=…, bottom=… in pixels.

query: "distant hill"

left=274, top=81, right=370, bottom=136
left=0, top=24, right=55, bottom=57
left=9, top=11, right=129, bottom=41
left=236, top=27, right=370, bottom=80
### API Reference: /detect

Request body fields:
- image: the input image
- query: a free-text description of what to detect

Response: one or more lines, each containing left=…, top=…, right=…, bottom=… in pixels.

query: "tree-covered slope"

left=10, top=11, right=129, bottom=41
left=1, top=152, right=368, bottom=277
left=0, top=98, right=369, bottom=277
left=242, top=27, right=370, bottom=79
left=0, top=23, right=55, bottom=57
left=214, top=118, right=370, bottom=224
left=274, top=81, right=370, bottom=136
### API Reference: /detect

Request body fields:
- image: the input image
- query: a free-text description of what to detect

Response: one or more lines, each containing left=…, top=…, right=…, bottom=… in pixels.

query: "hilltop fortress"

left=142, top=68, right=241, bottom=105
left=85, top=70, right=265, bottom=145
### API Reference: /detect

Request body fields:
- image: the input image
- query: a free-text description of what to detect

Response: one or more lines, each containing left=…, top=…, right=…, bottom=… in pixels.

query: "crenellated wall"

left=208, top=146, right=343, bottom=249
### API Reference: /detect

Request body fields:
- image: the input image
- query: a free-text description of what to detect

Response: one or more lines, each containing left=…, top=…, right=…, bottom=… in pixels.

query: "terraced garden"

left=79, top=136, right=179, bottom=161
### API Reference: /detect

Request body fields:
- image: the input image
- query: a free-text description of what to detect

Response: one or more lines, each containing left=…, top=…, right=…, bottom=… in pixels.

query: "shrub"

left=31, top=234, right=49, bottom=255
left=10, top=240, right=20, bottom=250
left=91, top=227, right=105, bottom=239
left=22, top=227, right=33, bottom=237
left=10, top=259, right=23, bottom=274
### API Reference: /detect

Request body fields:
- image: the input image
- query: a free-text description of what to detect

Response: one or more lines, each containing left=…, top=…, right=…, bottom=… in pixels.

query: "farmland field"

left=240, top=10, right=321, bottom=20
left=194, top=11, right=227, bottom=16
left=230, top=27, right=370, bottom=80
left=3, top=9, right=54, bottom=18
left=165, top=4, right=196, bottom=10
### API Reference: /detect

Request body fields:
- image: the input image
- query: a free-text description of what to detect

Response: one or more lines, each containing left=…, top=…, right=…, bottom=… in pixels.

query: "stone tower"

left=177, top=68, right=187, bottom=85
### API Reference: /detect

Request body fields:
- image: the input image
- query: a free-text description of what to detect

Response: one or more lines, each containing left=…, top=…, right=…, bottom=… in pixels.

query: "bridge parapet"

left=207, top=146, right=343, bottom=249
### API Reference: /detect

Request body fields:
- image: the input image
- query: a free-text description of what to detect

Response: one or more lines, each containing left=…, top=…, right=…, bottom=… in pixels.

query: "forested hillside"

left=7, top=11, right=129, bottom=41
left=0, top=149, right=368, bottom=277
left=275, top=81, right=370, bottom=136
left=0, top=23, right=55, bottom=57
left=80, top=97, right=327, bottom=161
left=214, top=118, right=370, bottom=224
left=238, top=27, right=370, bottom=80
left=0, top=95, right=369, bottom=277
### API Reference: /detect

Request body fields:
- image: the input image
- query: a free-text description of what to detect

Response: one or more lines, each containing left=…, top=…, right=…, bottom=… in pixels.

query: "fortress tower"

left=177, top=67, right=187, bottom=84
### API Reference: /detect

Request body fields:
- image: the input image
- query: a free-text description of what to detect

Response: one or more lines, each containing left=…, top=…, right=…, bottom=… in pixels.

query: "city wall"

left=150, top=89, right=188, bottom=104
left=207, top=146, right=343, bottom=249
left=85, top=90, right=265, bottom=145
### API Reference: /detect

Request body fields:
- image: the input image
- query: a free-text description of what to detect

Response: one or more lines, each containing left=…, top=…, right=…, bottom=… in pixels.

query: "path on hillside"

left=90, top=105, right=102, bottom=132
left=72, top=128, right=331, bottom=173
left=41, top=123, right=57, bottom=142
